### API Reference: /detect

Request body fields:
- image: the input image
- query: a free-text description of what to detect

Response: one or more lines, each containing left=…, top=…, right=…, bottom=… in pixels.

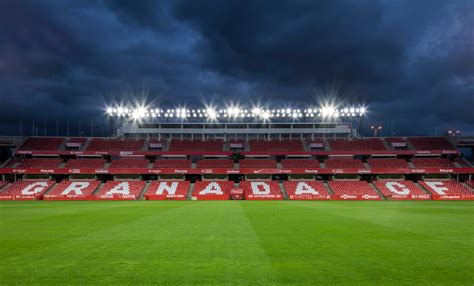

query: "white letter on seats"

left=424, top=181, right=448, bottom=195
left=61, top=182, right=90, bottom=195
left=156, top=182, right=178, bottom=195
left=199, top=182, right=223, bottom=195
left=251, top=182, right=270, bottom=194
left=385, top=182, right=410, bottom=195
left=22, top=182, right=49, bottom=195
left=295, top=182, right=318, bottom=195
left=106, top=182, right=130, bottom=195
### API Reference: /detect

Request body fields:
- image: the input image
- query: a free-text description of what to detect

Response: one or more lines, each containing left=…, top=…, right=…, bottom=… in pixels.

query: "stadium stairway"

left=414, top=182, right=432, bottom=194
left=187, top=183, right=195, bottom=199
left=382, top=139, right=392, bottom=150
left=139, top=181, right=152, bottom=199
left=323, top=182, right=334, bottom=195
left=462, top=182, right=473, bottom=191
left=363, top=162, right=371, bottom=169
left=91, top=182, right=106, bottom=196
left=41, top=181, right=59, bottom=197
left=370, top=182, right=387, bottom=199
left=279, top=182, right=289, bottom=199
left=408, top=161, right=416, bottom=169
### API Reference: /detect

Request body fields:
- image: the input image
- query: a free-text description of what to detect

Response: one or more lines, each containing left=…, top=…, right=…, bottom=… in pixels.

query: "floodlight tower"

left=371, top=125, right=383, bottom=137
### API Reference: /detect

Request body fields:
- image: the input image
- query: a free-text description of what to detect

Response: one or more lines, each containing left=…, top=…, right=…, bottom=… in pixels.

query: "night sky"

left=0, top=0, right=473, bottom=137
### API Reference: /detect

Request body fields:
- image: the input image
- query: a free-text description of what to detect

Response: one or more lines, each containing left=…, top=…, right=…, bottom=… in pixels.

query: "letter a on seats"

left=106, top=182, right=130, bottom=195
left=295, top=182, right=318, bottom=195
left=22, top=182, right=49, bottom=195
left=156, top=182, right=178, bottom=195
left=199, top=182, right=223, bottom=195
left=251, top=182, right=270, bottom=195
left=61, top=181, right=90, bottom=195
left=385, top=182, right=410, bottom=195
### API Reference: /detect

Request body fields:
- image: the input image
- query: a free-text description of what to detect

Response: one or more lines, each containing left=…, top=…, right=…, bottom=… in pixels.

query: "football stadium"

left=0, top=105, right=473, bottom=284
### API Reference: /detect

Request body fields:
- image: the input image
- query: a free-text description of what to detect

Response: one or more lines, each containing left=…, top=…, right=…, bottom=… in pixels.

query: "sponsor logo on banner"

left=341, top=194, right=357, bottom=199
left=174, top=169, right=188, bottom=174
left=411, top=169, right=426, bottom=173
left=229, top=143, right=244, bottom=148
left=201, top=169, right=214, bottom=174
left=278, top=169, right=291, bottom=174
left=416, top=150, right=432, bottom=154
left=309, top=143, right=324, bottom=148
left=40, top=169, right=55, bottom=174
left=66, top=142, right=82, bottom=148
left=149, top=143, right=163, bottom=148
left=13, top=169, right=27, bottom=173
left=120, top=151, right=134, bottom=156
left=332, top=169, right=344, bottom=174
left=357, top=169, right=371, bottom=174
left=254, top=169, right=264, bottom=174
left=69, top=169, right=81, bottom=174
left=70, top=151, right=84, bottom=155
left=17, top=150, right=32, bottom=155
left=362, top=194, right=379, bottom=199
left=304, top=169, right=318, bottom=173
left=439, top=169, right=454, bottom=173
left=391, top=142, right=407, bottom=148
left=95, top=169, right=109, bottom=174
left=94, top=152, right=109, bottom=155
left=226, top=170, right=239, bottom=174
left=441, top=150, right=458, bottom=154
left=147, top=169, right=162, bottom=174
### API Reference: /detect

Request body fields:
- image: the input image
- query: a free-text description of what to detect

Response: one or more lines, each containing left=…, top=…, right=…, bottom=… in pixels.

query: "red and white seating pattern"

left=86, top=139, right=145, bottom=151
left=65, top=158, right=106, bottom=169
left=411, top=158, right=455, bottom=168
left=196, top=159, right=234, bottom=169
left=94, top=181, right=145, bottom=200
left=240, top=181, right=283, bottom=200
left=328, top=181, right=381, bottom=200
left=469, top=181, right=474, bottom=188
left=169, top=140, right=223, bottom=151
left=419, top=180, right=474, bottom=200
left=44, top=180, right=100, bottom=200
left=20, top=137, right=64, bottom=150
left=146, top=181, right=190, bottom=200
left=154, top=159, right=192, bottom=168
left=14, top=158, right=63, bottom=168
left=249, top=140, right=304, bottom=151
left=284, top=181, right=330, bottom=200
left=408, top=137, right=454, bottom=150
left=281, top=159, right=320, bottom=169
left=239, top=159, right=277, bottom=169
left=373, top=180, right=430, bottom=200
left=0, top=180, right=55, bottom=200
left=328, top=138, right=387, bottom=151
left=324, top=158, right=365, bottom=169
left=110, top=157, right=149, bottom=168
left=192, top=181, right=234, bottom=200
left=367, top=158, right=409, bottom=169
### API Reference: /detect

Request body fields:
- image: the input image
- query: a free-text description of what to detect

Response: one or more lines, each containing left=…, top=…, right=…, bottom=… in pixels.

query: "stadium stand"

left=196, top=159, right=234, bottom=169
left=384, top=137, right=408, bottom=149
left=328, top=138, right=387, bottom=151
left=328, top=181, right=381, bottom=200
left=65, top=158, right=106, bottom=169
left=241, top=181, right=283, bottom=200
left=281, top=159, right=320, bottom=169
left=145, top=181, right=190, bottom=200
left=367, top=158, right=409, bottom=169
left=153, top=159, right=192, bottom=168
left=86, top=138, right=145, bottom=151
left=109, top=157, right=149, bottom=168
left=65, top=137, right=88, bottom=149
left=94, top=181, right=145, bottom=200
left=284, top=181, right=331, bottom=200
left=12, top=158, right=63, bottom=168
left=307, top=139, right=325, bottom=149
left=324, top=157, right=365, bottom=169
left=0, top=180, right=55, bottom=200
left=19, top=137, right=64, bottom=150
left=418, top=180, right=474, bottom=199
left=468, top=181, right=474, bottom=188
left=43, top=180, right=100, bottom=200
left=249, top=139, right=304, bottom=151
left=148, top=138, right=165, bottom=149
left=373, top=180, right=431, bottom=200
left=239, top=159, right=277, bottom=169
left=411, top=158, right=455, bottom=168
left=168, top=140, right=223, bottom=151
left=192, top=181, right=234, bottom=200
left=408, top=137, right=454, bottom=150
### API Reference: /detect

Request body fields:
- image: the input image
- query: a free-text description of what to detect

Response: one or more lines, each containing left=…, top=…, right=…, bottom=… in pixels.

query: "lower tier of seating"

left=373, top=180, right=430, bottom=200
left=94, top=181, right=145, bottom=200
left=418, top=180, right=473, bottom=199
left=0, top=180, right=55, bottom=200
left=240, top=181, right=283, bottom=200
left=44, top=180, right=101, bottom=200
left=145, top=181, right=190, bottom=200
left=284, top=181, right=330, bottom=200
left=328, top=181, right=381, bottom=200
left=192, top=181, right=234, bottom=200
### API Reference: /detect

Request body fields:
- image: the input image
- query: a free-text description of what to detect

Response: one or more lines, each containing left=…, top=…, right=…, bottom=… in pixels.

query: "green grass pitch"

left=1, top=201, right=473, bottom=285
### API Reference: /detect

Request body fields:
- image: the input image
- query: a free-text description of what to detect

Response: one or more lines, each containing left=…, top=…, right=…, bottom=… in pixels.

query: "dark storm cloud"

left=0, top=0, right=472, bottom=136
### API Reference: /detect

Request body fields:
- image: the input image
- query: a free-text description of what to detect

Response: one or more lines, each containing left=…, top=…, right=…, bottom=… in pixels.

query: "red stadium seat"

left=373, top=180, right=430, bottom=200
left=154, top=159, right=192, bottom=168
left=196, top=159, right=234, bottom=169
left=418, top=180, right=473, bottom=200
left=328, top=181, right=381, bottom=200
left=168, top=140, right=224, bottom=151
left=20, top=137, right=64, bottom=151
left=65, top=158, right=106, bottom=169
left=324, top=158, right=365, bottom=169
left=240, top=181, right=283, bottom=200
left=0, top=180, right=55, bottom=200
left=240, top=159, right=277, bottom=169
left=281, top=159, right=320, bottom=169
left=146, top=181, right=190, bottom=200
left=367, top=158, right=409, bottom=169
left=249, top=139, right=304, bottom=151
left=110, top=157, right=149, bottom=168
left=328, top=138, right=387, bottom=151
left=13, top=158, right=63, bottom=168
left=284, top=181, right=330, bottom=200
left=44, top=180, right=100, bottom=200
left=192, top=181, right=234, bottom=200
left=94, top=181, right=145, bottom=200
left=408, top=137, right=454, bottom=150
left=86, top=138, right=145, bottom=151
left=411, top=158, right=455, bottom=168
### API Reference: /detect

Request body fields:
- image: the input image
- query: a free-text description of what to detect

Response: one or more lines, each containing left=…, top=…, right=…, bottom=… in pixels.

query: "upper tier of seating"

left=249, top=140, right=304, bottom=151
left=65, top=158, right=106, bottom=169
left=153, top=159, right=192, bottom=168
left=328, top=139, right=387, bottom=151
left=411, top=158, right=455, bottom=168
left=408, top=137, right=453, bottom=150
left=109, top=157, right=149, bottom=168
left=324, top=158, right=365, bottom=169
left=65, top=137, right=87, bottom=148
left=86, top=139, right=145, bottom=151
left=168, top=140, right=223, bottom=151
left=20, top=137, right=64, bottom=150
left=196, top=159, right=234, bottom=169
left=239, top=159, right=277, bottom=168
left=367, top=158, right=409, bottom=169
left=419, top=180, right=472, bottom=196
left=384, top=137, right=407, bottom=149
left=10, top=158, right=63, bottom=168
left=281, top=159, right=320, bottom=169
